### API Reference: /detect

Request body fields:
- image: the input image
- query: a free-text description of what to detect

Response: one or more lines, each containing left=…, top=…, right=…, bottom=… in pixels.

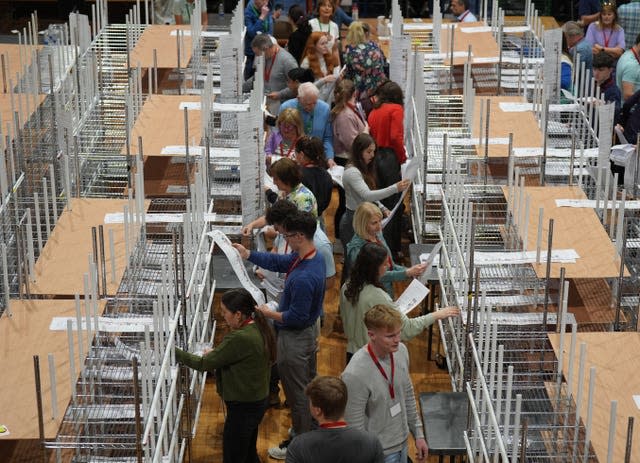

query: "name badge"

left=390, top=402, right=402, bottom=417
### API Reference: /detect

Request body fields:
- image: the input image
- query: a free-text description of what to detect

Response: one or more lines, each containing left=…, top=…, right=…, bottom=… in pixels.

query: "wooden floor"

left=190, top=189, right=454, bottom=462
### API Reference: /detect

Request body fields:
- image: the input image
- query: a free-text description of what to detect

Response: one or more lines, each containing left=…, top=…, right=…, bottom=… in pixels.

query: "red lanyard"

left=285, top=248, right=316, bottom=279
left=459, top=10, right=470, bottom=21
left=320, top=421, right=347, bottom=429
left=367, top=344, right=395, bottom=399
left=602, top=28, right=611, bottom=48
left=279, top=136, right=298, bottom=158
left=347, top=102, right=366, bottom=124
left=240, top=318, right=254, bottom=327
left=264, top=48, right=280, bottom=82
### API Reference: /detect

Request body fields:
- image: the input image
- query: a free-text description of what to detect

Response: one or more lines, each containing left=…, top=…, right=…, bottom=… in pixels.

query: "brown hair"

left=373, top=80, right=404, bottom=108
left=302, top=31, right=338, bottom=79
left=305, top=376, right=348, bottom=421
left=364, top=304, right=402, bottom=331
left=348, top=133, right=377, bottom=189
left=277, top=108, right=304, bottom=138
left=598, top=2, right=620, bottom=30
left=270, top=157, right=302, bottom=188
left=295, top=136, right=328, bottom=168
left=331, top=79, right=356, bottom=120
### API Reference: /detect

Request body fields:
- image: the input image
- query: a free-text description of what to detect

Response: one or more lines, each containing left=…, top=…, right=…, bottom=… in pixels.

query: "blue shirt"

left=579, top=0, right=601, bottom=18
left=248, top=250, right=326, bottom=328
left=572, top=38, right=593, bottom=73
left=244, top=1, right=273, bottom=58
left=280, top=98, right=335, bottom=158
left=616, top=49, right=640, bottom=98
left=332, top=7, right=353, bottom=31
left=619, top=0, right=640, bottom=49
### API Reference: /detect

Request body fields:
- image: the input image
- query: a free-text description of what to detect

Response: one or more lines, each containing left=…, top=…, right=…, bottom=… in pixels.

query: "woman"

left=343, top=21, right=387, bottom=104
left=242, top=157, right=318, bottom=235
left=331, top=79, right=367, bottom=240
left=265, top=107, right=304, bottom=162
left=300, top=32, right=339, bottom=102
left=175, top=288, right=276, bottom=463
left=368, top=80, right=407, bottom=256
left=346, top=202, right=426, bottom=296
left=308, top=0, right=340, bottom=62
left=331, top=0, right=352, bottom=30
left=339, top=133, right=410, bottom=251
left=294, top=135, right=334, bottom=219
left=286, top=5, right=312, bottom=64
left=585, top=2, right=625, bottom=60
left=340, top=242, right=460, bottom=363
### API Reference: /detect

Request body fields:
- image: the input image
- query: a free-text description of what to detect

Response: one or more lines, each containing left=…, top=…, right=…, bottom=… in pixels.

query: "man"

left=450, top=0, right=477, bottom=23
left=280, top=82, right=336, bottom=166
left=564, top=21, right=593, bottom=74
left=617, top=33, right=640, bottom=101
left=286, top=376, right=385, bottom=463
left=244, top=0, right=273, bottom=80
left=578, top=0, right=601, bottom=28
left=173, top=0, right=208, bottom=25
left=342, top=305, right=429, bottom=463
left=233, top=210, right=326, bottom=460
left=593, top=51, right=622, bottom=115
left=243, top=34, right=297, bottom=115
left=619, top=0, right=640, bottom=50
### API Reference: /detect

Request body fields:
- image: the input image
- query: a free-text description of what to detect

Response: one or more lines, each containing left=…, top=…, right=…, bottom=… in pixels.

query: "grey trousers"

left=277, top=321, right=319, bottom=435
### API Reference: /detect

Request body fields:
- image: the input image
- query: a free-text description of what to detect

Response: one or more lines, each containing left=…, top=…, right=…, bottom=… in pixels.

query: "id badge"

left=390, top=402, right=402, bottom=417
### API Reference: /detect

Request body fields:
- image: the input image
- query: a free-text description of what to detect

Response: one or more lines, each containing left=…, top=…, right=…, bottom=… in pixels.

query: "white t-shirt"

left=308, top=18, right=340, bottom=51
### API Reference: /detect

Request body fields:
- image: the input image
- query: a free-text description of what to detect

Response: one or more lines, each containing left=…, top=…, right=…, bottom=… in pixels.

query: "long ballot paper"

left=395, top=279, right=430, bottom=315
left=207, top=230, right=266, bottom=305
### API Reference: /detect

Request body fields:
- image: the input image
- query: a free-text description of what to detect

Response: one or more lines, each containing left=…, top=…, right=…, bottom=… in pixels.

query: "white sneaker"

left=267, top=439, right=290, bottom=460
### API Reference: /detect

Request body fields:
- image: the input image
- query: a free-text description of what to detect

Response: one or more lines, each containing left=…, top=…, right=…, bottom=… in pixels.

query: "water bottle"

left=218, top=1, right=224, bottom=17
left=352, top=3, right=359, bottom=21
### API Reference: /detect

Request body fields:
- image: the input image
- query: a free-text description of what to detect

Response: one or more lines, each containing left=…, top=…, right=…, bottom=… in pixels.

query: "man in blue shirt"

left=593, top=51, right=622, bottom=116
left=579, top=0, right=602, bottom=28
left=280, top=82, right=336, bottom=166
left=244, top=0, right=273, bottom=79
left=564, top=21, right=593, bottom=75
left=234, top=210, right=326, bottom=460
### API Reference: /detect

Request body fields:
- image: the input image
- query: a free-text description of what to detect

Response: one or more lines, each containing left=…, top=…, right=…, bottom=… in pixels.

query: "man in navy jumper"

left=234, top=210, right=326, bottom=459
left=244, top=0, right=273, bottom=80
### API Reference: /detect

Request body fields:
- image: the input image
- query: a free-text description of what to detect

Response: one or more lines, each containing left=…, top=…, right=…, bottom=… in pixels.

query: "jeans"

left=223, top=398, right=268, bottom=463
left=384, top=444, right=408, bottom=463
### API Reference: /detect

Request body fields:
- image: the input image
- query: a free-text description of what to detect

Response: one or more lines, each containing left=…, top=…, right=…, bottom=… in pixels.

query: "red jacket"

left=367, top=103, right=406, bottom=164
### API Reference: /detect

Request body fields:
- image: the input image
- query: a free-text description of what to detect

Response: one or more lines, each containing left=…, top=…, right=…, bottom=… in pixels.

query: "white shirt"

left=309, top=18, right=340, bottom=51
left=458, top=10, right=478, bottom=22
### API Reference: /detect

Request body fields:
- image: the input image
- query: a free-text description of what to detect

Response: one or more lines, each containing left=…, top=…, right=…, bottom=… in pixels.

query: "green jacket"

left=339, top=283, right=437, bottom=354
left=175, top=323, right=270, bottom=402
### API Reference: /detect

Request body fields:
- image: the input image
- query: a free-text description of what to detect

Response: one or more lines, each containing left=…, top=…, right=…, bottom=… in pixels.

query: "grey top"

left=285, top=426, right=384, bottom=463
left=243, top=46, right=297, bottom=114
left=343, top=166, right=398, bottom=211
left=342, top=343, right=425, bottom=454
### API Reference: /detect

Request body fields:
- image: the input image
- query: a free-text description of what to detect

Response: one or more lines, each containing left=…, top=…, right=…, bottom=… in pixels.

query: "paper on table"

left=49, top=316, right=160, bottom=332
left=555, top=199, right=640, bottom=209
left=104, top=212, right=219, bottom=224
left=161, top=145, right=206, bottom=156
left=402, top=156, right=420, bottom=181
left=170, top=30, right=229, bottom=37
left=179, top=102, right=201, bottom=110
left=394, top=279, right=430, bottom=315
left=513, top=147, right=599, bottom=158
left=207, top=229, right=266, bottom=305
left=328, top=165, right=344, bottom=188
left=459, top=26, right=492, bottom=33
left=633, top=395, right=640, bottom=410
left=381, top=188, right=408, bottom=229
left=419, top=242, right=442, bottom=268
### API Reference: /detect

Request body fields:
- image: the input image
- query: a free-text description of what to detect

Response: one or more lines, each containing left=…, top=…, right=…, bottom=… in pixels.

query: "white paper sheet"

left=206, top=229, right=266, bottom=305
left=178, top=102, right=201, bottom=110
left=402, top=157, right=421, bottom=181
left=633, top=395, right=640, bottom=410
left=459, top=26, right=492, bottom=33
left=555, top=199, right=640, bottom=209
left=513, top=147, right=599, bottom=158
left=394, top=279, right=430, bottom=315
left=328, top=165, right=344, bottom=188
left=381, top=188, right=408, bottom=229
left=49, top=316, right=162, bottom=332
left=104, top=212, right=226, bottom=224
left=427, top=136, right=511, bottom=146
left=170, top=30, right=229, bottom=37
left=419, top=242, right=442, bottom=268
left=498, top=102, right=579, bottom=113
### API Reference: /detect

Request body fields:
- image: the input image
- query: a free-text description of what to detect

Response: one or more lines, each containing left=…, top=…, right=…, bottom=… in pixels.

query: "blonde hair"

left=364, top=305, right=402, bottom=331
left=277, top=108, right=304, bottom=137
left=345, top=21, right=367, bottom=47
left=353, top=202, right=382, bottom=238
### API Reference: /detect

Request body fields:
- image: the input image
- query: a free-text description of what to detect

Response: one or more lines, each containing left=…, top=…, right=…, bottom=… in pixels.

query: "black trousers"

left=223, top=398, right=268, bottom=463
left=375, top=147, right=403, bottom=253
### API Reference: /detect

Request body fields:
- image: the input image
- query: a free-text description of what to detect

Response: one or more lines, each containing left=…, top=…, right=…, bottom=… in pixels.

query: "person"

left=294, top=136, right=334, bottom=219
left=244, top=0, right=273, bottom=80
left=345, top=203, right=427, bottom=296
left=341, top=242, right=460, bottom=363
left=450, top=0, right=478, bottom=22
left=287, top=5, right=313, bottom=64
left=340, top=133, right=410, bottom=250
left=243, top=157, right=318, bottom=235
left=331, top=0, right=353, bottom=31
left=233, top=210, right=326, bottom=460
left=617, top=33, right=640, bottom=101
left=579, top=0, right=602, bottom=27
left=174, top=288, right=276, bottom=463
left=593, top=51, right=622, bottom=115
left=274, top=67, right=317, bottom=105
left=280, top=82, right=336, bottom=164
left=309, top=0, right=340, bottom=62
left=173, top=0, right=208, bottom=26
left=342, top=305, right=429, bottom=462
left=265, top=107, right=304, bottom=162
left=331, top=78, right=368, bottom=240
left=300, top=32, right=339, bottom=102
left=561, top=33, right=574, bottom=98
left=585, top=2, right=625, bottom=60
left=285, top=376, right=385, bottom=463
left=342, top=22, right=388, bottom=101
left=564, top=21, right=593, bottom=75
left=243, top=34, right=298, bottom=115
left=618, top=0, right=640, bottom=50
left=368, top=81, right=408, bottom=256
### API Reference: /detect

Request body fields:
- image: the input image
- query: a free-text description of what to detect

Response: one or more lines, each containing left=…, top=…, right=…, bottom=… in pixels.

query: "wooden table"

left=0, top=44, right=39, bottom=90
left=502, top=186, right=626, bottom=279
left=123, top=94, right=201, bottom=156
left=0, top=299, right=105, bottom=439
left=29, top=198, right=148, bottom=297
left=549, top=332, right=640, bottom=463
left=129, top=25, right=193, bottom=69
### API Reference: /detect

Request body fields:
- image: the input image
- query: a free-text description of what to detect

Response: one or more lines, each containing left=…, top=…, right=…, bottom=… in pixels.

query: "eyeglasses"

left=283, top=232, right=300, bottom=239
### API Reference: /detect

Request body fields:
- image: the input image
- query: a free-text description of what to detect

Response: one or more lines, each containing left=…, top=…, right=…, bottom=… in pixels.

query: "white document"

left=170, top=30, right=229, bottom=37
left=459, top=26, right=492, bottom=33
left=471, top=56, right=500, bottom=64
left=104, top=212, right=220, bottom=224
left=419, top=242, right=442, bottom=268
left=634, top=395, right=640, bottom=410
left=178, top=102, right=201, bottom=110
left=402, top=156, right=421, bottom=181
left=206, top=229, right=266, bottom=305
left=211, top=102, right=250, bottom=112
left=555, top=199, right=640, bottom=209
left=513, top=147, right=599, bottom=158
left=161, top=145, right=206, bottom=156
left=394, top=279, right=430, bottom=315
left=381, top=188, right=408, bottom=229
left=49, top=316, right=162, bottom=332
left=328, top=165, right=344, bottom=188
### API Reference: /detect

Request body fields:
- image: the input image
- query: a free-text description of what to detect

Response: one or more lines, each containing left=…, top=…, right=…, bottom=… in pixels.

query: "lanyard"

left=602, top=28, right=612, bottom=48
left=279, top=136, right=298, bottom=158
left=285, top=248, right=316, bottom=279
left=459, top=10, right=470, bottom=21
left=252, top=5, right=269, bottom=32
left=347, top=102, right=366, bottom=124
left=367, top=344, right=395, bottom=399
left=240, top=318, right=254, bottom=328
left=264, top=47, right=279, bottom=82
left=298, top=103, right=314, bottom=134
left=320, top=421, right=347, bottom=429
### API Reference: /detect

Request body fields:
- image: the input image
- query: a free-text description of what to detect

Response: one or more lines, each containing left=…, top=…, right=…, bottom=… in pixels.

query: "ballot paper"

left=394, top=279, right=430, bottom=315
left=634, top=395, right=640, bottom=410
left=419, top=242, right=442, bottom=269
left=402, top=156, right=421, bottom=182
left=328, top=165, right=344, bottom=188
left=459, top=26, right=492, bottom=33
left=49, top=316, right=160, bottom=332
left=381, top=189, right=409, bottom=229
left=206, top=229, right=266, bottom=305
left=555, top=199, right=640, bottom=209
left=170, top=30, right=229, bottom=38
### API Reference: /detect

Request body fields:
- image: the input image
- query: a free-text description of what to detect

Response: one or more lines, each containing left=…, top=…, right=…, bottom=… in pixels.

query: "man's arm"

left=342, top=372, right=369, bottom=430
left=622, top=80, right=636, bottom=102
left=281, top=274, right=319, bottom=327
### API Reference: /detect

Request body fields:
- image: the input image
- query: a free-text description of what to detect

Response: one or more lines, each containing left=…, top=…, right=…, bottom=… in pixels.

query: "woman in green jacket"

left=340, top=242, right=460, bottom=363
left=175, top=288, right=276, bottom=463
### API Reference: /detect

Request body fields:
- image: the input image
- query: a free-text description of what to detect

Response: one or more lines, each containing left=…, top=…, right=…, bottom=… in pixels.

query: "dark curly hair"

left=373, top=80, right=404, bottom=107
left=295, top=136, right=328, bottom=168
left=344, top=242, right=388, bottom=304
